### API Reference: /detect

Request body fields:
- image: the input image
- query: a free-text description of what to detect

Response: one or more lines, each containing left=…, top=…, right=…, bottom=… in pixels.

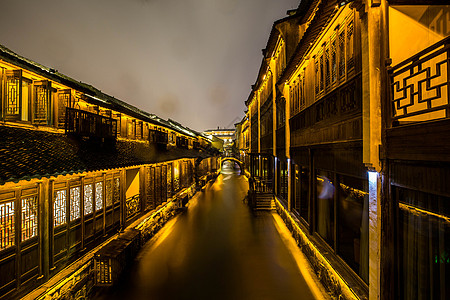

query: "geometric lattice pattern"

left=21, top=196, right=38, bottom=241
left=84, top=184, right=93, bottom=215
left=126, top=195, right=140, bottom=220
left=105, top=180, right=113, bottom=207
left=54, top=190, right=67, bottom=227
left=6, top=75, right=20, bottom=116
left=95, top=182, right=103, bottom=211
left=314, top=13, right=354, bottom=98
left=113, top=178, right=120, bottom=204
left=0, top=201, right=15, bottom=250
left=70, top=186, right=81, bottom=221
left=391, top=43, right=449, bottom=124
left=167, top=164, right=172, bottom=199
left=34, top=84, right=49, bottom=124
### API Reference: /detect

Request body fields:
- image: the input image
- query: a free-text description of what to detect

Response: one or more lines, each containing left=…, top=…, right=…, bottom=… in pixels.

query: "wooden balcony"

left=386, top=37, right=450, bottom=162
left=388, top=36, right=450, bottom=128
left=176, top=136, right=188, bottom=149
left=289, top=74, right=362, bottom=147
left=148, top=129, right=168, bottom=150
left=65, top=107, right=117, bottom=141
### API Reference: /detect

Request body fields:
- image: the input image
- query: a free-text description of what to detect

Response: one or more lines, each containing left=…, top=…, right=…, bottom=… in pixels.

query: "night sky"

left=0, top=0, right=299, bottom=131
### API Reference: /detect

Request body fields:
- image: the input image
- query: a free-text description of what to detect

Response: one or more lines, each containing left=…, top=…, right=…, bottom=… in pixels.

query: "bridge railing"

left=253, top=177, right=273, bottom=193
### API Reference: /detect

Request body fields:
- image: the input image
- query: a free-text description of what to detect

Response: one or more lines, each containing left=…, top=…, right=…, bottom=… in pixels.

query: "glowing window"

left=0, top=201, right=15, bottom=250
left=70, top=186, right=81, bottom=221
left=95, top=182, right=103, bottom=210
left=6, top=72, right=21, bottom=117
left=113, top=178, right=120, bottom=204
left=22, top=196, right=38, bottom=241
left=54, top=190, right=67, bottom=227
left=84, top=184, right=93, bottom=215
left=106, top=180, right=113, bottom=207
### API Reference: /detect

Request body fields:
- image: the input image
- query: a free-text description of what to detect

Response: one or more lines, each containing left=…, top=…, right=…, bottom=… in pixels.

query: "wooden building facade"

left=238, top=0, right=450, bottom=299
left=0, top=45, right=218, bottom=299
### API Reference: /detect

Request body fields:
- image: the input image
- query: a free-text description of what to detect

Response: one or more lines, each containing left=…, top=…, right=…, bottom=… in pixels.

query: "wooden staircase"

left=254, top=193, right=275, bottom=211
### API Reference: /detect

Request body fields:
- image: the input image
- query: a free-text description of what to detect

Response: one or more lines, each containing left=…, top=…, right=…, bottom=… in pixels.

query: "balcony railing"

left=66, top=107, right=117, bottom=140
left=125, top=194, right=140, bottom=220
left=176, top=136, right=188, bottom=148
left=253, top=177, right=273, bottom=193
left=389, top=36, right=450, bottom=127
left=290, top=74, right=361, bottom=132
left=148, top=129, right=168, bottom=146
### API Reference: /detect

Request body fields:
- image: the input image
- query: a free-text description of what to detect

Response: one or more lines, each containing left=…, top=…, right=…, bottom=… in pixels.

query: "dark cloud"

left=0, top=0, right=299, bottom=131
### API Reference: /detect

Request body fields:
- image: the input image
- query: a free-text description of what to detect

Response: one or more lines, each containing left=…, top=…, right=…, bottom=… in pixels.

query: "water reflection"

left=95, top=167, right=317, bottom=300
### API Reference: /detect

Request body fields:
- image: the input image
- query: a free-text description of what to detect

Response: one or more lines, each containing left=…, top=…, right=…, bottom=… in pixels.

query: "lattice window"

left=105, top=180, right=113, bottom=207
left=84, top=184, right=93, bottom=215
left=167, top=164, right=172, bottom=198
left=320, top=54, right=325, bottom=92
left=289, top=85, right=295, bottom=115
left=300, top=76, right=305, bottom=108
left=147, top=167, right=155, bottom=210
left=331, top=39, right=337, bottom=83
left=346, top=20, right=354, bottom=71
left=325, top=47, right=330, bottom=87
left=315, top=59, right=320, bottom=94
left=54, top=190, right=67, bottom=227
left=173, top=163, right=180, bottom=192
left=0, top=201, right=15, bottom=250
left=34, top=83, right=50, bottom=124
left=162, top=165, right=167, bottom=203
left=136, top=122, right=142, bottom=139
left=339, top=30, right=346, bottom=78
left=6, top=73, right=21, bottom=117
left=95, top=182, right=103, bottom=211
left=21, top=196, right=38, bottom=241
left=127, top=120, right=134, bottom=138
left=70, top=186, right=81, bottom=221
left=113, top=178, right=120, bottom=204
left=58, top=90, right=71, bottom=128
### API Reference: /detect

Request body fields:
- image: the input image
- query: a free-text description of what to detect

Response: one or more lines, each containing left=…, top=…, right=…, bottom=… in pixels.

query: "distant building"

left=203, top=128, right=235, bottom=154
left=0, top=43, right=218, bottom=299
left=234, top=115, right=249, bottom=163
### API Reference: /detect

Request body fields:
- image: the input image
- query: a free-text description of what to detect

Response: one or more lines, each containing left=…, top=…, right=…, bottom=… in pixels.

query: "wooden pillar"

left=139, top=166, right=145, bottom=213
left=102, top=172, right=106, bottom=237
left=48, top=178, right=55, bottom=272
left=359, top=0, right=389, bottom=298
left=80, top=175, right=85, bottom=250
left=120, top=168, right=126, bottom=231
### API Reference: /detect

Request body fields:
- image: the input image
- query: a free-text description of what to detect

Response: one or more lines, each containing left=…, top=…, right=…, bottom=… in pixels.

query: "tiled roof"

left=277, top=0, right=338, bottom=84
left=0, top=126, right=210, bottom=185
left=0, top=44, right=202, bottom=139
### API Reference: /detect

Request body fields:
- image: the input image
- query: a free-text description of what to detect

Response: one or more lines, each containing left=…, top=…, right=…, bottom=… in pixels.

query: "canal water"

left=95, top=161, right=323, bottom=300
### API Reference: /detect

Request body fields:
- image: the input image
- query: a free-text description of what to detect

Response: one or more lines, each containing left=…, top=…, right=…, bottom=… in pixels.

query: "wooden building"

left=0, top=44, right=218, bottom=299
left=239, top=0, right=449, bottom=299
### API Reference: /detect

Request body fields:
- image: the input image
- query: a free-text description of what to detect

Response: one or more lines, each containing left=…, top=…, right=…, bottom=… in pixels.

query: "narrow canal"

left=95, top=161, right=325, bottom=300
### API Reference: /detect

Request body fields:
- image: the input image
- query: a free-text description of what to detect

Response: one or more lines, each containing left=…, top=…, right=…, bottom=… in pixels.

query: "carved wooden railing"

left=176, top=136, right=188, bottom=148
left=148, top=129, right=168, bottom=145
left=389, top=36, right=450, bottom=127
left=253, top=177, right=273, bottom=193
left=65, top=107, right=117, bottom=140
left=125, top=194, right=140, bottom=220
left=290, top=74, right=362, bottom=132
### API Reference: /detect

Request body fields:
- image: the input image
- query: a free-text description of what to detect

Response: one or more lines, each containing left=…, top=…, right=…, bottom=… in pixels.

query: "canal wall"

left=23, top=173, right=217, bottom=300
left=274, top=197, right=362, bottom=300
